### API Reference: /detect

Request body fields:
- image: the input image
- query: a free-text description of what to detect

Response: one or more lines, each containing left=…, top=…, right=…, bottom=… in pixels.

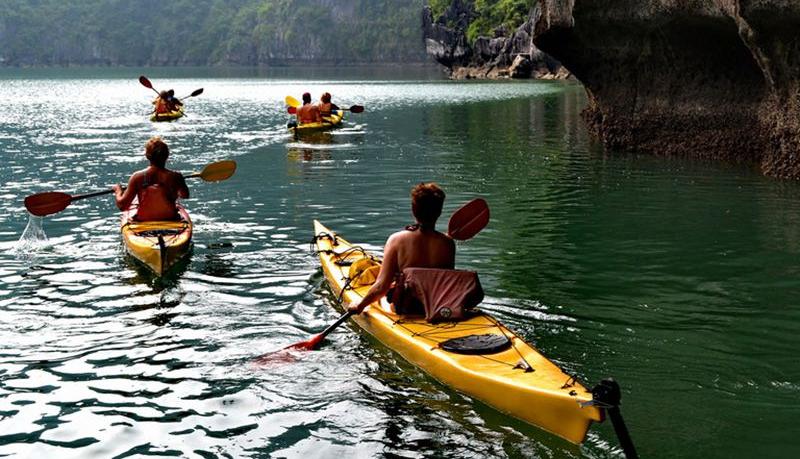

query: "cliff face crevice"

left=423, top=2, right=566, bottom=79
left=533, top=0, right=800, bottom=178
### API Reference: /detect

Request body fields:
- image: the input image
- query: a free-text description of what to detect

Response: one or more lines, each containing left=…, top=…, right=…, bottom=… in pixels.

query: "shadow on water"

left=199, top=248, right=235, bottom=278
left=122, top=247, right=192, bottom=292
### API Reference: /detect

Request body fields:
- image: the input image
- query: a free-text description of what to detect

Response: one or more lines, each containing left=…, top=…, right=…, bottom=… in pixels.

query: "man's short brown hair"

left=411, top=182, right=445, bottom=228
left=145, top=137, right=169, bottom=168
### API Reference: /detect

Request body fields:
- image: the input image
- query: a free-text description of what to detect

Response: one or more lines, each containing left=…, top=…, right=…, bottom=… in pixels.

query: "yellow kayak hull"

left=313, top=220, right=603, bottom=444
left=290, top=110, right=344, bottom=134
left=150, top=109, right=184, bottom=122
left=121, top=205, right=192, bottom=275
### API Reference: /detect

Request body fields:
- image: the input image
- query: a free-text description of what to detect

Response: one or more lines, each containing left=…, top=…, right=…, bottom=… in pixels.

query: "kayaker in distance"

left=296, top=92, right=322, bottom=124
left=112, top=137, right=189, bottom=221
left=348, top=183, right=455, bottom=314
left=166, top=89, right=183, bottom=112
left=152, top=90, right=182, bottom=114
left=318, top=92, right=339, bottom=118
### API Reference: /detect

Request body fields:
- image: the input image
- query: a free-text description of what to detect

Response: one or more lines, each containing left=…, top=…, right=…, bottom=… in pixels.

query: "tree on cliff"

left=428, top=0, right=535, bottom=43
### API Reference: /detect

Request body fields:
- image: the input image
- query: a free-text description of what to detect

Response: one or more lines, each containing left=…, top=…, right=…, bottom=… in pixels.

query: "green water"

left=0, top=67, right=798, bottom=458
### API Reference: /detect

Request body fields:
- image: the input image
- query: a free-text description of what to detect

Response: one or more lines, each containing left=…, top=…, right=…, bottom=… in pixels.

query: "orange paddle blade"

left=24, top=192, right=73, bottom=217
left=448, top=198, right=490, bottom=241
left=252, top=334, right=322, bottom=366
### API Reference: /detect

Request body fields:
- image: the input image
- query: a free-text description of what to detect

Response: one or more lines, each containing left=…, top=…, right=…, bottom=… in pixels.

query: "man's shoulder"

left=389, top=228, right=451, bottom=242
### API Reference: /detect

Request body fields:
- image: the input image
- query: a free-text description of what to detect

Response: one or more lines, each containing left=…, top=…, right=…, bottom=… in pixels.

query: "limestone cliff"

left=422, top=2, right=566, bottom=79
left=533, top=0, right=800, bottom=178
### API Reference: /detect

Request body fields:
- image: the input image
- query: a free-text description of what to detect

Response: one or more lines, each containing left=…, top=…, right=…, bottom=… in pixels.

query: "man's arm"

left=113, top=173, right=139, bottom=211
left=348, top=234, right=399, bottom=313
left=174, top=172, right=189, bottom=199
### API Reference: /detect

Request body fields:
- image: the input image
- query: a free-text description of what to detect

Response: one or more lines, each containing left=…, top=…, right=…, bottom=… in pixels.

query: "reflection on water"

left=122, top=247, right=193, bottom=291
left=0, top=71, right=798, bottom=458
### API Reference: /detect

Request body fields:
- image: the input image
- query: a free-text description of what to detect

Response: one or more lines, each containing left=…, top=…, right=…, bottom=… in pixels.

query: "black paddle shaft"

left=592, top=378, right=638, bottom=459
left=318, top=310, right=355, bottom=340
left=73, top=188, right=117, bottom=201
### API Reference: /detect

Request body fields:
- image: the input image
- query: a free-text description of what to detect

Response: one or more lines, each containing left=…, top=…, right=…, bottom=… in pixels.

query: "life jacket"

left=389, top=268, right=484, bottom=322
left=319, top=102, right=333, bottom=117
left=135, top=171, right=179, bottom=221
left=153, top=97, right=171, bottom=114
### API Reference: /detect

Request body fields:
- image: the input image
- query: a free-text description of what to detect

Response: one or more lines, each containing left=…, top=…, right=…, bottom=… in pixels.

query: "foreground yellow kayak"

left=312, top=220, right=604, bottom=444
left=121, top=204, right=192, bottom=275
left=290, top=110, right=344, bottom=134
left=150, top=109, right=184, bottom=122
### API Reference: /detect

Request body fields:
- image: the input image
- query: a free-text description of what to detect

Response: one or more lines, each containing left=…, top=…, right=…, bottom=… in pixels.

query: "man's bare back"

left=297, top=103, right=321, bottom=124
left=388, top=228, right=455, bottom=272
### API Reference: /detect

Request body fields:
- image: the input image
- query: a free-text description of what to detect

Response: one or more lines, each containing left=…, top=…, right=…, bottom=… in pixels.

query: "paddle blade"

left=252, top=334, right=323, bottom=366
left=24, top=192, right=73, bottom=217
left=199, top=160, right=237, bottom=182
left=285, top=95, right=301, bottom=108
left=138, top=75, right=153, bottom=89
left=348, top=105, right=364, bottom=113
left=287, top=106, right=297, bottom=114
left=190, top=88, right=203, bottom=97
left=448, top=198, right=490, bottom=241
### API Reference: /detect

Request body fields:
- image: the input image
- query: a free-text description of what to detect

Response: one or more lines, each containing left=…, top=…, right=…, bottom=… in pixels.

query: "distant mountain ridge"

left=0, top=0, right=427, bottom=66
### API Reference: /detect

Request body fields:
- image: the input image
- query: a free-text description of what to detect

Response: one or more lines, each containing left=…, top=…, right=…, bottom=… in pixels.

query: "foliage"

left=0, top=0, right=427, bottom=66
left=466, top=0, right=535, bottom=43
left=428, top=0, right=452, bottom=20
left=425, top=0, right=535, bottom=44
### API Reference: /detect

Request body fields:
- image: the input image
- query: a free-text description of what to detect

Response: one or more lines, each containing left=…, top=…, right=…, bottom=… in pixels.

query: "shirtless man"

left=296, top=92, right=322, bottom=124
left=349, top=183, right=455, bottom=314
left=112, top=137, right=189, bottom=221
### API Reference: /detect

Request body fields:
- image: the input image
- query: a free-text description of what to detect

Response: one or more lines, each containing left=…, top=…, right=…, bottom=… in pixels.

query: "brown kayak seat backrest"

left=390, top=268, right=484, bottom=322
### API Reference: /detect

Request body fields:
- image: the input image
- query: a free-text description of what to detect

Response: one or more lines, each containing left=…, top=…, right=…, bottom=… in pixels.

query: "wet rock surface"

left=533, top=0, right=800, bottom=178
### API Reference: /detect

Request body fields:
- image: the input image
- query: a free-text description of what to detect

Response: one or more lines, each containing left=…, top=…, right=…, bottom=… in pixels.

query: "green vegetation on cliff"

left=428, top=0, right=535, bottom=44
left=0, top=0, right=426, bottom=66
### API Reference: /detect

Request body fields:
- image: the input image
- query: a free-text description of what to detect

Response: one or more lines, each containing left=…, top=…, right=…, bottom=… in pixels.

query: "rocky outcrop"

left=423, top=2, right=566, bottom=79
left=533, top=0, right=800, bottom=178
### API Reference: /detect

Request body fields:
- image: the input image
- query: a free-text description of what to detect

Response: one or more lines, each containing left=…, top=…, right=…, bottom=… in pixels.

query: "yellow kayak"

left=121, top=204, right=192, bottom=275
left=312, top=220, right=604, bottom=444
left=150, top=109, right=184, bottom=122
left=290, top=110, right=345, bottom=134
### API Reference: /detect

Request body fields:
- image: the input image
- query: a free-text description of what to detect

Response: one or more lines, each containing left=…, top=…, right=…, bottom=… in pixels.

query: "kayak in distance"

left=120, top=200, right=193, bottom=276
left=312, top=220, right=604, bottom=444
left=288, top=110, right=345, bottom=134
left=150, top=109, right=185, bottom=122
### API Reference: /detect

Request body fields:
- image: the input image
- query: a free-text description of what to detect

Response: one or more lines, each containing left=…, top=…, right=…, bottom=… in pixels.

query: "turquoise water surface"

left=0, top=67, right=798, bottom=458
